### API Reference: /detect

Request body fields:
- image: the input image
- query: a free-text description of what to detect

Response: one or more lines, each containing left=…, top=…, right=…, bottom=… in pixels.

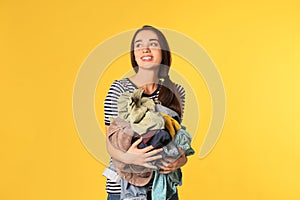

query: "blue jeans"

left=107, top=193, right=120, bottom=200
left=107, top=192, right=179, bottom=200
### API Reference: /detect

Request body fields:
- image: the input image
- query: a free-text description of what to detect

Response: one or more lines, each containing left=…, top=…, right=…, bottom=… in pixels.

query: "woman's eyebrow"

left=135, top=38, right=159, bottom=43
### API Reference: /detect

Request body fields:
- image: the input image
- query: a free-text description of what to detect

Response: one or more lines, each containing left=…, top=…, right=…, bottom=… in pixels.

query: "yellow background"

left=1, top=0, right=300, bottom=199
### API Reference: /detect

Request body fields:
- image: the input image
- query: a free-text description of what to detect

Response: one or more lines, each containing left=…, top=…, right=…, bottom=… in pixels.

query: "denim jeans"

left=107, top=193, right=120, bottom=200
left=107, top=192, right=178, bottom=200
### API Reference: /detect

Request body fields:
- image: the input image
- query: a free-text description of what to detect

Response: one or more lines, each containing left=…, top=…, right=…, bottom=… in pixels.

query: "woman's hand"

left=106, top=126, right=162, bottom=169
left=124, top=137, right=163, bottom=169
left=157, top=148, right=187, bottom=174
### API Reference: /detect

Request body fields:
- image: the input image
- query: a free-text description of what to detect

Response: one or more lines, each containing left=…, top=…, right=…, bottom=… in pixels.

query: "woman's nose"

left=142, top=47, right=150, bottom=53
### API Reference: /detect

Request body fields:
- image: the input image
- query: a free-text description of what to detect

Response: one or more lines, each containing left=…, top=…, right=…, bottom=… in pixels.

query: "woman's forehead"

left=134, top=30, right=159, bottom=42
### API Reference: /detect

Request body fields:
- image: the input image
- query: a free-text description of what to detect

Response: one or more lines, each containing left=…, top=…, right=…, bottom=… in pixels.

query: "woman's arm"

left=104, top=81, right=163, bottom=169
left=105, top=126, right=163, bottom=169
left=158, top=84, right=188, bottom=174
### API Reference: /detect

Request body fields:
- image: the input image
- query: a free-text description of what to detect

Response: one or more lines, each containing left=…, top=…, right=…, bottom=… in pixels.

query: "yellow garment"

left=161, top=113, right=181, bottom=139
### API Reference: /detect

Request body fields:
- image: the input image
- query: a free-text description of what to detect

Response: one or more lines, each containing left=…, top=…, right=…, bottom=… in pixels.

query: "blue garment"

left=152, top=170, right=181, bottom=200
left=107, top=193, right=121, bottom=200
left=136, top=129, right=171, bottom=149
left=151, top=127, right=195, bottom=200
left=120, top=180, right=148, bottom=200
left=174, top=128, right=195, bottom=156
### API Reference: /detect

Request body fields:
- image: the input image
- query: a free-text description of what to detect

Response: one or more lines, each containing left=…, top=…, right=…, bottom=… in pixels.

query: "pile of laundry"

left=106, top=89, right=195, bottom=200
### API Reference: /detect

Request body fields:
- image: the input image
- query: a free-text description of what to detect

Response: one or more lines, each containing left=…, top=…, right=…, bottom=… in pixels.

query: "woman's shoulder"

left=109, top=78, right=135, bottom=93
left=174, top=82, right=185, bottom=97
left=113, top=78, right=129, bottom=85
left=110, top=78, right=127, bottom=85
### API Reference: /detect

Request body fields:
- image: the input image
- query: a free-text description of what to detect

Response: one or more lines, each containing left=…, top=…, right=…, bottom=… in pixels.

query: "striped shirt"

left=104, top=77, right=185, bottom=194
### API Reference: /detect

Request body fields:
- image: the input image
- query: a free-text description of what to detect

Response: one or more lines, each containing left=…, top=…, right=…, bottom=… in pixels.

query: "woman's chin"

left=139, top=63, right=160, bottom=69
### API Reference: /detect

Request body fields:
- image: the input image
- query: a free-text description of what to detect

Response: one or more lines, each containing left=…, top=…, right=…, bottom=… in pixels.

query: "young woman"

left=104, top=25, right=188, bottom=200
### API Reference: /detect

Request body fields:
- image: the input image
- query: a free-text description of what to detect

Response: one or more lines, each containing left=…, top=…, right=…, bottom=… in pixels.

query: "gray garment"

left=118, top=89, right=165, bottom=135
left=174, top=127, right=195, bottom=156
left=155, top=104, right=181, bottom=123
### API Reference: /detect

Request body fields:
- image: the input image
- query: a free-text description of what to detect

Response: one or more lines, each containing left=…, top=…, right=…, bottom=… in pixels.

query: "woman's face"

left=133, top=30, right=162, bottom=69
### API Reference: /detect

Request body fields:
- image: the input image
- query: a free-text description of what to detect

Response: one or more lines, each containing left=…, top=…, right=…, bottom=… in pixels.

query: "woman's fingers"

left=162, top=157, right=177, bottom=164
left=145, top=147, right=162, bottom=156
left=143, top=163, right=158, bottom=169
left=157, top=155, right=187, bottom=174
left=178, top=147, right=185, bottom=156
left=139, top=145, right=154, bottom=153
left=159, top=169, right=172, bottom=174
left=130, top=137, right=143, bottom=148
left=157, top=160, right=174, bottom=169
left=145, top=154, right=162, bottom=162
left=157, top=165, right=173, bottom=174
left=126, top=142, right=163, bottom=166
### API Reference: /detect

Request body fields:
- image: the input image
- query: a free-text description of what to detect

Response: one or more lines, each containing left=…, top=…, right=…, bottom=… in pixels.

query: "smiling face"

left=133, top=30, right=162, bottom=69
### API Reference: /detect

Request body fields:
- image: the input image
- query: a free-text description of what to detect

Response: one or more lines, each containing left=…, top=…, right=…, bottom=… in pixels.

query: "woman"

left=104, top=25, right=188, bottom=200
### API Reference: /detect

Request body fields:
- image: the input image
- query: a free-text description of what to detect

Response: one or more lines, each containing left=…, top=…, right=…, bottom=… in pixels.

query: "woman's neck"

left=131, top=69, right=159, bottom=86
left=129, top=69, right=160, bottom=94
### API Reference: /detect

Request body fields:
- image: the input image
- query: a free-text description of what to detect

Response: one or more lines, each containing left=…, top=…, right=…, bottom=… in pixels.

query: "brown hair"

left=130, top=25, right=183, bottom=117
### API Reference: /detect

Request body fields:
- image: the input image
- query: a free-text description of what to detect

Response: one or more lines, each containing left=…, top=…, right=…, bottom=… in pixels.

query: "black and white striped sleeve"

left=175, top=84, right=186, bottom=117
left=104, top=80, right=125, bottom=126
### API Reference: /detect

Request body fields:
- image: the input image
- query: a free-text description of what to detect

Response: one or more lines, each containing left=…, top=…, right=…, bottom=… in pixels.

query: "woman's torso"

left=104, top=78, right=185, bottom=194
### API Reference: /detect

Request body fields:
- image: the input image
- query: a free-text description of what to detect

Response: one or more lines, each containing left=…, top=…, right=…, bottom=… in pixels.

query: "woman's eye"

left=135, top=43, right=142, bottom=48
left=150, top=42, right=159, bottom=47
